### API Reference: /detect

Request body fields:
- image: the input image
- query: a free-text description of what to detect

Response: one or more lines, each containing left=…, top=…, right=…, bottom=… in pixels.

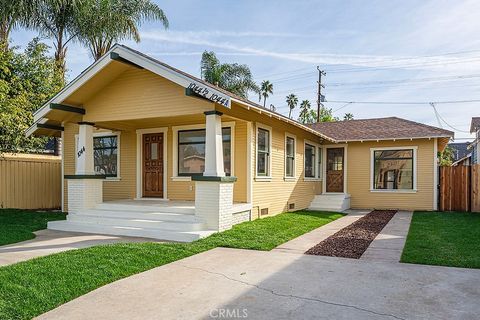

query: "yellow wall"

left=0, top=154, right=61, bottom=209
left=346, top=139, right=435, bottom=210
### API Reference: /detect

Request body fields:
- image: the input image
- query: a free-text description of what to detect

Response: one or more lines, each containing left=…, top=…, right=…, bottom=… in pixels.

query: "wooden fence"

left=0, top=153, right=61, bottom=209
left=439, top=164, right=480, bottom=212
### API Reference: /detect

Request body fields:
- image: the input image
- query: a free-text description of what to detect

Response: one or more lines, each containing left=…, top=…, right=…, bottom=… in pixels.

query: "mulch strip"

left=305, top=210, right=397, bottom=259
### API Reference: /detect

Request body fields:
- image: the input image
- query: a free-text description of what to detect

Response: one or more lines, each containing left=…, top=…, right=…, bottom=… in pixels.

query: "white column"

left=76, top=122, right=95, bottom=175
left=203, top=110, right=225, bottom=177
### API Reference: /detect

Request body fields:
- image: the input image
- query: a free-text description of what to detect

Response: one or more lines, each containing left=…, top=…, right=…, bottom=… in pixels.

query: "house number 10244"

left=77, top=146, right=86, bottom=158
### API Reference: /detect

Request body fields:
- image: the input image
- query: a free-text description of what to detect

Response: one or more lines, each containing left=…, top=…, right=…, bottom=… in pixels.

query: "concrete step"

left=67, top=214, right=206, bottom=231
left=308, top=194, right=351, bottom=212
left=75, top=209, right=199, bottom=223
left=96, top=202, right=195, bottom=215
left=48, top=220, right=216, bottom=242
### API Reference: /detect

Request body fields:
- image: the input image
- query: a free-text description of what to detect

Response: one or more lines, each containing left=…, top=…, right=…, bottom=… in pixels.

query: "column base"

left=66, top=177, right=104, bottom=213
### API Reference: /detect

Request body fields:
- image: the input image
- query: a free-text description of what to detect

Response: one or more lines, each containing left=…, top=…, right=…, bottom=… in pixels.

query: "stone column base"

left=193, top=176, right=237, bottom=232
left=66, top=176, right=104, bottom=213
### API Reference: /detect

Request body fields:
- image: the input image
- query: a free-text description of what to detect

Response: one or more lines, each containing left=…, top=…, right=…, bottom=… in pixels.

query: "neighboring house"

left=26, top=45, right=454, bottom=242
left=449, top=142, right=471, bottom=166
left=469, top=117, right=480, bottom=164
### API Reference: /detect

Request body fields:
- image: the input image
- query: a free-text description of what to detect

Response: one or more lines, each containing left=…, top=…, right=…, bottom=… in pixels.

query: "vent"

left=289, top=203, right=295, bottom=210
left=260, top=208, right=269, bottom=216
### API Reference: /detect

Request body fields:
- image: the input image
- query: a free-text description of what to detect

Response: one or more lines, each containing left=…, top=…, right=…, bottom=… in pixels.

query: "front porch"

left=49, top=199, right=253, bottom=242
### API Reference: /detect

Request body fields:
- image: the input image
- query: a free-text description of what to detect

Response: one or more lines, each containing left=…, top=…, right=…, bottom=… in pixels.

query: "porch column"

left=203, top=110, right=225, bottom=177
left=66, top=122, right=104, bottom=213
left=193, top=110, right=236, bottom=232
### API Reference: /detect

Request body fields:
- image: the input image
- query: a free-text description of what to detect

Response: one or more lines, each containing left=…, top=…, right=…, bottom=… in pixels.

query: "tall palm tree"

left=0, top=0, right=37, bottom=48
left=298, top=99, right=311, bottom=123
left=259, top=80, right=273, bottom=108
left=286, top=93, right=298, bottom=119
left=201, top=51, right=259, bottom=99
left=77, top=0, right=168, bottom=61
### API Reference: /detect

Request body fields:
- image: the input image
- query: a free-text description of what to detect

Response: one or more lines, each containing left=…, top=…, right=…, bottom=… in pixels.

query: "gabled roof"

left=470, top=117, right=480, bottom=133
left=307, top=117, right=454, bottom=142
left=448, top=142, right=471, bottom=161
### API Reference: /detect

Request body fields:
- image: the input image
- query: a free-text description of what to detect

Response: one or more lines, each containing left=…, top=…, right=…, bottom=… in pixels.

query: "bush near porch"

left=401, top=211, right=480, bottom=269
left=0, top=210, right=342, bottom=320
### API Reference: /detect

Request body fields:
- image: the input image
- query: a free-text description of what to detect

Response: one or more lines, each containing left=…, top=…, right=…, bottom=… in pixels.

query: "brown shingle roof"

left=307, top=117, right=454, bottom=142
left=470, top=117, right=480, bottom=133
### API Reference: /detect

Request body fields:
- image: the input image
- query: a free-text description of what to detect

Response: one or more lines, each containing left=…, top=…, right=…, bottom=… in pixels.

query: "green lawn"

left=0, top=210, right=342, bottom=320
left=0, top=209, right=66, bottom=246
left=401, top=211, right=480, bottom=269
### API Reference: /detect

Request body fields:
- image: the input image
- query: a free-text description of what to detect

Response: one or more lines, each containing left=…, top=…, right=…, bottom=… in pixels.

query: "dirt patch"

left=305, top=210, right=397, bottom=258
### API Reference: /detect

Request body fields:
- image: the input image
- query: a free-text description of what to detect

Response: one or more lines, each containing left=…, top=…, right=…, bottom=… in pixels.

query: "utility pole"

left=316, top=66, right=326, bottom=122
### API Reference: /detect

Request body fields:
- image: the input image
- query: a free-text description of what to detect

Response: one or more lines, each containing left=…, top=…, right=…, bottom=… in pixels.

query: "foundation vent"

left=289, top=203, right=295, bottom=210
left=260, top=208, right=269, bottom=216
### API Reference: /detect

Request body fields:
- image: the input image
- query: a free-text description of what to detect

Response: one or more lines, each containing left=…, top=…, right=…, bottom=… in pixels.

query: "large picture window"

left=373, top=149, right=414, bottom=190
left=304, top=143, right=316, bottom=178
left=93, top=135, right=118, bottom=177
left=285, top=136, right=295, bottom=177
left=178, top=128, right=231, bottom=176
left=257, top=128, right=270, bottom=176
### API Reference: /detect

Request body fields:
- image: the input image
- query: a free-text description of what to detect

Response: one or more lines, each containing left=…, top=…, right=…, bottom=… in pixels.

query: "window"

left=304, top=143, right=316, bottom=178
left=257, top=128, right=270, bottom=176
left=373, top=149, right=414, bottom=190
left=93, top=135, right=118, bottom=177
left=177, top=128, right=231, bottom=176
left=285, top=136, right=295, bottom=178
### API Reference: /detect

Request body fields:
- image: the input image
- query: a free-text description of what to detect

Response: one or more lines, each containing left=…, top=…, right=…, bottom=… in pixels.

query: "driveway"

left=37, top=247, right=480, bottom=320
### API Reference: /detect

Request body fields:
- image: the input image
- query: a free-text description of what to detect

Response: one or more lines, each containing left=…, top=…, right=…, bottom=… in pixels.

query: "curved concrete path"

left=0, top=229, right=155, bottom=266
left=37, top=247, right=480, bottom=320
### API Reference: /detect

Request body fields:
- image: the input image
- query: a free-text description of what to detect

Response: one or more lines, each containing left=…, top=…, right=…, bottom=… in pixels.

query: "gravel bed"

left=305, top=210, right=397, bottom=258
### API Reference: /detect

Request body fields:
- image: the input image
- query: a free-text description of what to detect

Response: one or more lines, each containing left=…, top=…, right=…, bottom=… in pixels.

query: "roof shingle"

left=307, top=117, right=453, bottom=142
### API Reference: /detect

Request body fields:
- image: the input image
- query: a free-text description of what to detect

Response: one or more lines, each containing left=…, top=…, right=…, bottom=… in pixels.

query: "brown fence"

left=439, top=164, right=480, bottom=212
left=0, top=153, right=61, bottom=209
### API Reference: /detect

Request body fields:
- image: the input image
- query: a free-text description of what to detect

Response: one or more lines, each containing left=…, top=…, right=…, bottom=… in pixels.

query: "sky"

left=11, top=0, right=480, bottom=140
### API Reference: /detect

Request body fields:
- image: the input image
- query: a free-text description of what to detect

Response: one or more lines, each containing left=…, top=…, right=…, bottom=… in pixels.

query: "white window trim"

left=322, top=144, right=348, bottom=194
left=370, top=146, right=418, bottom=193
left=75, top=131, right=121, bottom=181
left=284, top=132, right=296, bottom=181
left=255, top=122, right=273, bottom=181
left=171, top=122, right=235, bottom=181
left=136, top=127, right=168, bottom=200
left=304, top=139, right=322, bottom=181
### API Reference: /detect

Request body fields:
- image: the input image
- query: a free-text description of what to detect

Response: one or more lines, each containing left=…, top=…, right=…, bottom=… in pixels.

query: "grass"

left=0, top=210, right=342, bottom=320
left=401, top=211, right=480, bottom=269
left=0, top=209, right=66, bottom=246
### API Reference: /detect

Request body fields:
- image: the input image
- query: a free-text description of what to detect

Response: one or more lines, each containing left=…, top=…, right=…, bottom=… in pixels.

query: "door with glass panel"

left=326, top=147, right=344, bottom=193
left=143, top=133, right=164, bottom=197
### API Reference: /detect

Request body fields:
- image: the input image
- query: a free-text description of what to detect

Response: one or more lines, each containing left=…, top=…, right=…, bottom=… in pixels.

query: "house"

left=26, top=45, right=454, bottom=242
left=469, top=117, right=480, bottom=164
left=449, top=142, right=471, bottom=166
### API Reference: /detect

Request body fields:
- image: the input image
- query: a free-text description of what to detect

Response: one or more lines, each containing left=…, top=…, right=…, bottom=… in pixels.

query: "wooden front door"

left=326, top=148, right=344, bottom=193
left=143, top=133, right=164, bottom=197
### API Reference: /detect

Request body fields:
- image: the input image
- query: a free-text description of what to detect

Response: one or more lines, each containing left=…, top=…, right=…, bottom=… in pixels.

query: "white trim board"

left=255, top=122, right=273, bottom=181
left=136, top=127, right=168, bottom=200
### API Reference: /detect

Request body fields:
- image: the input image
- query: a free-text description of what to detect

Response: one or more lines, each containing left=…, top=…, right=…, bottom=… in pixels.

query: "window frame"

left=284, top=133, right=296, bottom=180
left=172, top=122, right=235, bottom=181
left=255, top=123, right=272, bottom=180
left=370, top=146, right=418, bottom=193
left=304, top=139, right=322, bottom=181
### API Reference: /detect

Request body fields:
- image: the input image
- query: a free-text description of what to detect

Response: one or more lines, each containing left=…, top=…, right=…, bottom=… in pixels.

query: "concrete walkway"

left=37, top=247, right=480, bottom=320
left=274, top=210, right=370, bottom=254
left=0, top=229, right=155, bottom=266
left=361, top=211, right=413, bottom=262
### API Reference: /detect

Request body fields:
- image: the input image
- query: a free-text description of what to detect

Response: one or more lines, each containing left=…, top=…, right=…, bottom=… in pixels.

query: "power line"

left=325, top=99, right=480, bottom=105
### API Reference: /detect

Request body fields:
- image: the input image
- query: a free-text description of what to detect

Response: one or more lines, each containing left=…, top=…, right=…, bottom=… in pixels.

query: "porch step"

left=96, top=202, right=195, bottom=215
left=75, top=209, right=199, bottom=223
left=67, top=213, right=205, bottom=231
left=308, top=194, right=351, bottom=212
left=48, top=220, right=216, bottom=242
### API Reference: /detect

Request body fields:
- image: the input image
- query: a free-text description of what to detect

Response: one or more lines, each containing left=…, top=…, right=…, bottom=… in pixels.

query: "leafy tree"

left=286, top=93, right=298, bottom=119
left=0, top=0, right=36, bottom=47
left=200, top=51, right=259, bottom=99
left=0, top=39, right=62, bottom=153
left=438, top=145, right=455, bottom=166
left=259, top=80, right=273, bottom=108
left=77, top=0, right=168, bottom=60
left=343, top=113, right=354, bottom=121
left=318, top=107, right=339, bottom=122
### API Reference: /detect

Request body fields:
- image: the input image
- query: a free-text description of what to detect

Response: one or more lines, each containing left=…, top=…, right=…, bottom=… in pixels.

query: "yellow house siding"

left=347, top=139, right=435, bottom=210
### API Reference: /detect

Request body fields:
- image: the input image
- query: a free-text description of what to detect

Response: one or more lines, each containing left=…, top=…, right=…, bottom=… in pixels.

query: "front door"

left=326, top=148, right=344, bottom=193
left=143, top=133, right=164, bottom=197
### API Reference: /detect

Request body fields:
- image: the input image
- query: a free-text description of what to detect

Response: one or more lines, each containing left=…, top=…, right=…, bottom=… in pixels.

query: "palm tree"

left=298, top=99, right=311, bottom=123
left=201, top=51, right=259, bottom=99
left=0, top=0, right=36, bottom=48
left=286, top=93, right=298, bottom=119
left=77, top=0, right=168, bottom=61
left=259, top=80, right=273, bottom=108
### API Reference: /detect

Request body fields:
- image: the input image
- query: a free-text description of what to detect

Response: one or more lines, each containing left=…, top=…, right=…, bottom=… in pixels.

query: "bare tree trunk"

left=0, top=19, right=11, bottom=49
